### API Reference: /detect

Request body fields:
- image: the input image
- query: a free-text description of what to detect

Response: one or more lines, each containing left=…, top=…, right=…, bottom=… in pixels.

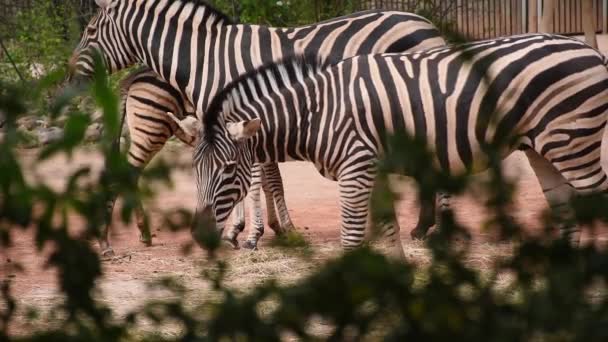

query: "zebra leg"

left=526, top=149, right=606, bottom=245
left=125, top=110, right=176, bottom=247
left=261, top=171, right=279, bottom=234
left=525, top=149, right=577, bottom=241
left=242, top=165, right=265, bottom=250
left=224, top=201, right=245, bottom=248
left=99, top=163, right=143, bottom=257
left=262, top=163, right=295, bottom=234
left=410, top=192, right=436, bottom=240
left=435, top=191, right=452, bottom=230
left=374, top=210, right=406, bottom=261
left=134, top=193, right=151, bottom=246
left=223, top=201, right=245, bottom=249
left=369, top=174, right=406, bottom=261
left=99, top=194, right=117, bottom=257
left=338, top=165, right=379, bottom=250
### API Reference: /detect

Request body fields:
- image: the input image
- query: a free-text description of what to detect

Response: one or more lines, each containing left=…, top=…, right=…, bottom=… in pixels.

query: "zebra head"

left=192, top=113, right=262, bottom=243
left=68, top=0, right=136, bottom=82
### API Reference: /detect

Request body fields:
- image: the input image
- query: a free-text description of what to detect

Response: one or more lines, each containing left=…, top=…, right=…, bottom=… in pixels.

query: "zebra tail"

left=601, top=53, right=608, bottom=173
left=112, top=90, right=127, bottom=155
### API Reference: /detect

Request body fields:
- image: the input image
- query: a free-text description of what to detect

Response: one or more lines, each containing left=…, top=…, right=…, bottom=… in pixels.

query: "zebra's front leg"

left=223, top=201, right=245, bottom=249
left=410, top=192, right=437, bottom=240
left=338, top=167, right=406, bottom=260
left=262, top=163, right=295, bottom=234
left=242, top=165, right=265, bottom=250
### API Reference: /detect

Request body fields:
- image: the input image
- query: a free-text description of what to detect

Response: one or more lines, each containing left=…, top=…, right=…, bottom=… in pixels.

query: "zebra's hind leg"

left=528, top=147, right=608, bottom=245
left=119, top=165, right=153, bottom=246
left=135, top=199, right=151, bottom=246
left=525, top=149, right=577, bottom=241
left=99, top=195, right=117, bottom=257
left=369, top=175, right=406, bottom=261
left=375, top=214, right=406, bottom=262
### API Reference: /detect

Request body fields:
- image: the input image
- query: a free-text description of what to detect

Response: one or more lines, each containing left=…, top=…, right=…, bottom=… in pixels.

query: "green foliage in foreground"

left=2, top=55, right=608, bottom=341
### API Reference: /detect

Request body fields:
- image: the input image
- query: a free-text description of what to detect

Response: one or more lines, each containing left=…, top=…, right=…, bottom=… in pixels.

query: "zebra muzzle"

left=191, top=205, right=222, bottom=250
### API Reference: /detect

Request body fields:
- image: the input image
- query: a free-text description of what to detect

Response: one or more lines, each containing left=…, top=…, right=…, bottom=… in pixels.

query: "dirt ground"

left=4, top=143, right=608, bottom=336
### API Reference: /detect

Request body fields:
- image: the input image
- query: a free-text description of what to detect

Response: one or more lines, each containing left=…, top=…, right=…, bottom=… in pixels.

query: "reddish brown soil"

left=3, top=145, right=608, bottom=334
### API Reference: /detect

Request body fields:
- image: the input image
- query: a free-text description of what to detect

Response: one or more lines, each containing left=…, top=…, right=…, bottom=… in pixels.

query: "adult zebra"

left=191, top=34, right=608, bottom=258
left=118, top=68, right=297, bottom=251
left=68, top=0, right=446, bottom=255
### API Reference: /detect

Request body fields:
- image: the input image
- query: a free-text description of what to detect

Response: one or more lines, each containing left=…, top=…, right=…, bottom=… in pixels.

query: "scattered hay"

left=222, top=246, right=319, bottom=290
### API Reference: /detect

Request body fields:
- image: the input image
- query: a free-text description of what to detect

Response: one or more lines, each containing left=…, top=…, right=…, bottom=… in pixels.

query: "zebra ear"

left=226, top=119, right=262, bottom=140
left=167, top=112, right=200, bottom=138
left=95, top=0, right=116, bottom=9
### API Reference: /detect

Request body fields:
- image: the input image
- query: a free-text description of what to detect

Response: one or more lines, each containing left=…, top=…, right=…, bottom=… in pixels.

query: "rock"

left=35, top=118, right=49, bottom=129
left=17, top=116, right=50, bottom=131
left=92, top=109, right=104, bottom=123
left=28, top=63, right=46, bottom=79
left=85, top=123, right=103, bottom=142
left=17, top=116, right=37, bottom=131
left=18, top=129, right=40, bottom=148
left=54, top=115, right=70, bottom=128
left=37, top=127, right=63, bottom=145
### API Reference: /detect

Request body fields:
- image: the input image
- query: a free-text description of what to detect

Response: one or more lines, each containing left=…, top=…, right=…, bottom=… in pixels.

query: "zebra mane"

left=178, top=0, right=235, bottom=24
left=202, top=54, right=329, bottom=144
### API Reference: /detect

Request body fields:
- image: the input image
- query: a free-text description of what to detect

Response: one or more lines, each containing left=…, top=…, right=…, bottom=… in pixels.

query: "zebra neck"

left=122, top=0, right=233, bottom=110
left=236, top=77, right=322, bottom=164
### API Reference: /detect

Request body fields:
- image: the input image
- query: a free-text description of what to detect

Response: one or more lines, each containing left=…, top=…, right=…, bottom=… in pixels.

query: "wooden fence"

left=360, top=0, right=607, bottom=39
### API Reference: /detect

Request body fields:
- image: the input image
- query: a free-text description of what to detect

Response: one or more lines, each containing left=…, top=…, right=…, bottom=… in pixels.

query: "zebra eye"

left=87, top=26, right=97, bottom=35
left=224, top=162, right=237, bottom=174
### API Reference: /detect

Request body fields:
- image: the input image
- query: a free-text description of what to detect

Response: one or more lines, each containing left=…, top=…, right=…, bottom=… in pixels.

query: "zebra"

left=68, top=0, right=446, bottom=255
left=118, top=68, right=295, bottom=251
left=191, top=34, right=608, bottom=259
left=163, top=108, right=289, bottom=248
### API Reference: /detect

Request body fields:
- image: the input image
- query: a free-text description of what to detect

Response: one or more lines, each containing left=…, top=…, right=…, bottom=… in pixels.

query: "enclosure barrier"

left=360, top=0, right=607, bottom=39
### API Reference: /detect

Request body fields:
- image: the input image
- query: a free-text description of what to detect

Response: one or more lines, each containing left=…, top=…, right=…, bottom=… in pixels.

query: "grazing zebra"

left=163, top=109, right=286, bottom=248
left=191, top=34, right=608, bottom=259
left=69, top=0, right=446, bottom=255
left=119, top=68, right=294, bottom=250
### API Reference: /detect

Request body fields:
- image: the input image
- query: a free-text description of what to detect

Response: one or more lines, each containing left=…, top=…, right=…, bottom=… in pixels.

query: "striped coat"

left=69, top=0, right=445, bottom=254
left=192, top=34, right=608, bottom=257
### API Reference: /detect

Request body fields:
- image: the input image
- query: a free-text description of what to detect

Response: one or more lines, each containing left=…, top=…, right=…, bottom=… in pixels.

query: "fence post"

left=528, top=0, right=537, bottom=32
left=540, top=0, right=556, bottom=33
left=604, top=0, right=607, bottom=33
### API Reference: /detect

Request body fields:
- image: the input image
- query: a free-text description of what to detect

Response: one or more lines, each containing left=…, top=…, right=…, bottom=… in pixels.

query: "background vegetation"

left=2, top=0, right=608, bottom=340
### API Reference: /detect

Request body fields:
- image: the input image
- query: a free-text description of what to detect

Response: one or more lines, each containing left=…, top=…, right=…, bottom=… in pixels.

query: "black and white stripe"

left=70, top=0, right=445, bottom=253
left=192, top=34, right=608, bottom=257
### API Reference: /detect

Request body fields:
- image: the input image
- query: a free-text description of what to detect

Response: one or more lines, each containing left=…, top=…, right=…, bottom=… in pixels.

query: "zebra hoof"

left=410, top=228, right=428, bottom=240
left=242, top=240, right=258, bottom=250
left=222, top=237, right=240, bottom=250
left=269, top=222, right=284, bottom=235
left=233, top=222, right=246, bottom=233
left=101, top=248, right=115, bottom=258
left=139, top=234, right=152, bottom=246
